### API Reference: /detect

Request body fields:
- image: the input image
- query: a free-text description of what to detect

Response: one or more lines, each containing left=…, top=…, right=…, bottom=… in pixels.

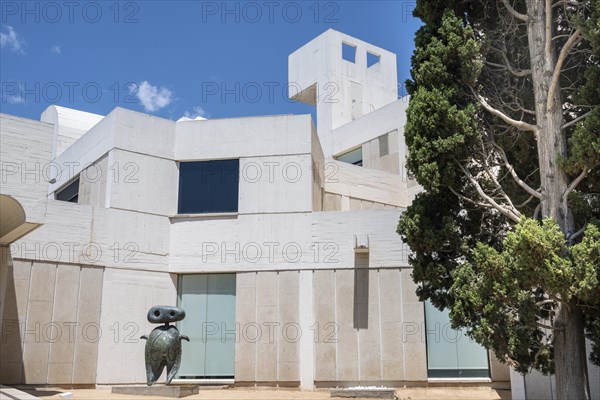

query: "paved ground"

left=13, top=387, right=335, bottom=400
left=13, top=386, right=511, bottom=400
left=395, top=387, right=510, bottom=400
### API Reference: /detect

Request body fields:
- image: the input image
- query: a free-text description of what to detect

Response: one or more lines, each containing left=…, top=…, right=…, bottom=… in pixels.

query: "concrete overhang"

left=0, top=195, right=40, bottom=245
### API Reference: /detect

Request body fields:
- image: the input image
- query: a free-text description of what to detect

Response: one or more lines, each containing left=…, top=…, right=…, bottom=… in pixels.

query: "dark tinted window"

left=178, top=160, right=239, bottom=214
left=55, top=178, right=79, bottom=203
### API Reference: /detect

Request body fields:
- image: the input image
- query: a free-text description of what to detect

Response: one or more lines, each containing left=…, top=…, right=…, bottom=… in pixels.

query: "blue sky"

left=1, top=1, right=421, bottom=121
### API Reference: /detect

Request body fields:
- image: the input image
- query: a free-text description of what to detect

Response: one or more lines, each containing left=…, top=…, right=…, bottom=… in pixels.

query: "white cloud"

left=6, top=94, right=25, bottom=104
left=5, top=94, right=25, bottom=104
left=0, top=25, right=26, bottom=54
left=133, top=81, right=174, bottom=112
left=184, top=105, right=209, bottom=119
left=1, top=83, right=25, bottom=104
left=51, top=45, right=61, bottom=55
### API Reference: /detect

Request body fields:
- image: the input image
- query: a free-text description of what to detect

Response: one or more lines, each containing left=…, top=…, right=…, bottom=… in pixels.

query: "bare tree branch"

left=536, top=299, right=556, bottom=307
left=563, top=168, right=589, bottom=205
left=533, top=203, right=542, bottom=220
left=501, top=0, right=527, bottom=21
left=562, top=110, right=592, bottom=130
left=537, top=322, right=560, bottom=331
left=471, top=87, right=538, bottom=133
left=552, top=0, right=582, bottom=8
left=547, top=29, right=582, bottom=111
left=516, top=194, right=537, bottom=208
left=567, top=224, right=587, bottom=244
left=484, top=60, right=532, bottom=77
left=448, top=186, right=493, bottom=208
left=454, top=159, right=522, bottom=223
left=491, top=142, right=544, bottom=199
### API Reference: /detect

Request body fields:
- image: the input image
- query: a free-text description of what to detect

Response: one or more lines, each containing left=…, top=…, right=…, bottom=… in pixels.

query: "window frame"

left=177, top=159, right=240, bottom=215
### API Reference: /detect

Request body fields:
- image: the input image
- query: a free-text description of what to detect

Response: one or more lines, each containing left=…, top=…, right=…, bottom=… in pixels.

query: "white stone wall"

left=289, top=29, right=398, bottom=157
left=234, top=268, right=428, bottom=387
left=0, top=114, right=53, bottom=226
left=0, top=260, right=103, bottom=385
left=96, top=268, right=177, bottom=384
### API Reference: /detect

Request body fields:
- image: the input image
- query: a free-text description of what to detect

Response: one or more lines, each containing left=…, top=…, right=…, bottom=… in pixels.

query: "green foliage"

left=562, top=108, right=600, bottom=175
left=571, top=224, right=600, bottom=303
left=450, top=219, right=600, bottom=372
left=399, top=0, right=600, bottom=375
left=577, top=0, right=600, bottom=55
left=404, top=10, right=482, bottom=192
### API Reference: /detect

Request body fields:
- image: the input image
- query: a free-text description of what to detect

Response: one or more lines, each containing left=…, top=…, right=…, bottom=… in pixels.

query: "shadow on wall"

left=0, top=247, right=25, bottom=383
left=353, top=252, right=369, bottom=330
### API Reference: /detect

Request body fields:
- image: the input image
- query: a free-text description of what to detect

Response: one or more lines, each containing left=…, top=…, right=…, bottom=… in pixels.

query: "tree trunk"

left=554, top=301, right=590, bottom=400
left=526, top=2, right=589, bottom=399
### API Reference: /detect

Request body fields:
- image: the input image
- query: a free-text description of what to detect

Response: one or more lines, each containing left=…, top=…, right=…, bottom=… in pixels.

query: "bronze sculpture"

left=140, top=305, right=189, bottom=385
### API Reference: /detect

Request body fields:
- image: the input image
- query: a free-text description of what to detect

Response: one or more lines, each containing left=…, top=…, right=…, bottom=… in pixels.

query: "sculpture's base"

left=112, top=385, right=199, bottom=398
left=330, top=388, right=396, bottom=399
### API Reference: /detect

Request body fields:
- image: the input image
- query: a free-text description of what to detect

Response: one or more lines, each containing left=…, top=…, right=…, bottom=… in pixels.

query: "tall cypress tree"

left=398, top=1, right=600, bottom=398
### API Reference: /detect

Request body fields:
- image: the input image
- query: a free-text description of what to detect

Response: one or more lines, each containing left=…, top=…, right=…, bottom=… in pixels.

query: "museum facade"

left=3, top=29, right=595, bottom=399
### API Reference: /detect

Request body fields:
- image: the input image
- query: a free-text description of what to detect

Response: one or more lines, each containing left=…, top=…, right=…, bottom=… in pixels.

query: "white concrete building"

left=3, top=29, right=595, bottom=399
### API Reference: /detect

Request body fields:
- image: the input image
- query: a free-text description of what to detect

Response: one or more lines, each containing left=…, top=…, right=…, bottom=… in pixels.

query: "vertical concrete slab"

left=22, top=262, right=57, bottom=384
left=378, top=269, right=404, bottom=381
left=0, top=259, right=31, bottom=383
left=72, top=266, right=103, bottom=384
left=235, top=272, right=257, bottom=382
left=358, top=269, right=382, bottom=381
left=525, top=370, right=555, bottom=400
left=277, top=271, right=300, bottom=383
left=369, top=136, right=380, bottom=164
left=587, top=339, right=600, bottom=400
left=372, top=202, right=385, bottom=210
left=361, top=200, right=373, bottom=210
left=336, top=269, right=359, bottom=381
left=255, top=272, right=278, bottom=382
left=299, top=270, right=315, bottom=390
left=509, top=367, right=526, bottom=400
left=313, top=270, right=336, bottom=382
left=390, top=152, right=401, bottom=175
left=79, top=154, right=108, bottom=207
left=0, top=247, right=10, bottom=335
left=379, top=155, right=392, bottom=173
left=400, top=269, right=427, bottom=382
left=389, top=130, right=399, bottom=154
left=489, top=352, right=510, bottom=383
left=96, top=268, right=176, bottom=384
left=349, top=198, right=362, bottom=211
left=47, top=264, right=80, bottom=384
left=362, top=142, right=371, bottom=169
left=340, top=195, right=350, bottom=212
left=323, top=193, right=342, bottom=212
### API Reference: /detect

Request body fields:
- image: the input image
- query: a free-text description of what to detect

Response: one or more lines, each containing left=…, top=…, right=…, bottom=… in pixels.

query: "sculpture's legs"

left=146, top=359, right=166, bottom=386
left=166, top=340, right=184, bottom=384
left=166, top=355, right=179, bottom=384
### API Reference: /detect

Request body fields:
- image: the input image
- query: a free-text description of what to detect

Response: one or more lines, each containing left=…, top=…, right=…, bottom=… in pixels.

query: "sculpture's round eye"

left=154, top=310, right=160, bottom=317
left=170, top=311, right=176, bottom=317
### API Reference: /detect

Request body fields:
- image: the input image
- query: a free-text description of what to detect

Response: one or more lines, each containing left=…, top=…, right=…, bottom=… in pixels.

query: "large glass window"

left=425, top=301, right=490, bottom=378
left=178, top=274, right=236, bottom=379
left=178, top=160, right=239, bottom=214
